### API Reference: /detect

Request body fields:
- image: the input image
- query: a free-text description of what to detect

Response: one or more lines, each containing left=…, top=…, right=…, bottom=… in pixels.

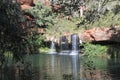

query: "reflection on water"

left=59, top=55, right=80, bottom=80
left=71, top=55, right=79, bottom=80
left=1, top=54, right=120, bottom=80
left=108, top=57, right=120, bottom=80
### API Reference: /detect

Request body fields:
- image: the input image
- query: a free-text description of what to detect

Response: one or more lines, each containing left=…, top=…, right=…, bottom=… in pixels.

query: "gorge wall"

left=80, top=27, right=120, bottom=43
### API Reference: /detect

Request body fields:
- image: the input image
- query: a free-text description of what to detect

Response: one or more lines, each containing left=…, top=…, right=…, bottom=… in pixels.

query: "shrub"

left=83, top=42, right=108, bottom=57
left=24, top=2, right=55, bottom=28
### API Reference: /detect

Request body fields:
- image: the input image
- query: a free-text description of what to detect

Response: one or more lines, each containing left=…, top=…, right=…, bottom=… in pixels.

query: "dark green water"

left=1, top=54, right=120, bottom=80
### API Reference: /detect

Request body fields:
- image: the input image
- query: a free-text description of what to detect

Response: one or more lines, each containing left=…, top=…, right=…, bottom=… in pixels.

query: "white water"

left=70, top=34, right=80, bottom=55
left=49, top=41, right=56, bottom=54
left=59, top=34, right=80, bottom=55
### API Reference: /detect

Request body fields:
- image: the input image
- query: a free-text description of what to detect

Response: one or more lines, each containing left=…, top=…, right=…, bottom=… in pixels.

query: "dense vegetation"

left=0, top=1, right=43, bottom=65
left=0, top=1, right=25, bottom=63
left=51, top=0, right=120, bottom=29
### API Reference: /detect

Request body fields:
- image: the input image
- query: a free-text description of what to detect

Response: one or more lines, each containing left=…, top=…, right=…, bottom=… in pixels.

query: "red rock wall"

left=17, top=0, right=37, bottom=10
left=81, top=27, right=120, bottom=43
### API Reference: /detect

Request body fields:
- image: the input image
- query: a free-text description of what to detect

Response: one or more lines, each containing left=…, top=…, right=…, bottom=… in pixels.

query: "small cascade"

left=70, top=34, right=79, bottom=55
left=50, top=41, right=56, bottom=53
left=49, top=37, right=57, bottom=54
left=59, top=33, right=80, bottom=55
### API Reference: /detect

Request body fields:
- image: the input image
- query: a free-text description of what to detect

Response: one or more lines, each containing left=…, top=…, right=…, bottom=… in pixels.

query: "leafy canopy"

left=25, top=2, right=55, bottom=28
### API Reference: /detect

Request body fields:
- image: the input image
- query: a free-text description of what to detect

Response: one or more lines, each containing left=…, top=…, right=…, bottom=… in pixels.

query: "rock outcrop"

left=81, top=27, right=120, bottom=43
left=17, top=0, right=37, bottom=10
left=18, top=0, right=61, bottom=11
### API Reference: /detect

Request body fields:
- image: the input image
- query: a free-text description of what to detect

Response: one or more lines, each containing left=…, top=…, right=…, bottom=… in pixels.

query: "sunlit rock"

left=81, top=27, right=120, bottom=43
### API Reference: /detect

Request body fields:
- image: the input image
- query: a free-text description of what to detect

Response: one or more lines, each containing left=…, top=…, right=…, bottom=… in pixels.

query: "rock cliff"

left=81, top=27, right=120, bottom=43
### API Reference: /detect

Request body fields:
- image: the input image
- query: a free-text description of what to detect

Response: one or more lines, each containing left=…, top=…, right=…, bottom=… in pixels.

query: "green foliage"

left=25, top=2, right=55, bottom=27
left=76, top=0, right=120, bottom=29
left=31, top=34, right=44, bottom=47
left=0, top=2, right=24, bottom=26
left=78, top=11, right=120, bottom=29
left=83, top=43, right=108, bottom=57
left=23, top=2, right=58, bottom=53
left=0, top=1, right=44, bottom=63
left=46, top=18, right=78, bottom=38
left=51, top=0, right=82, bottom=16
left=35, top=35, right=44, bottom=46
left=38, top=47, right=50, bottom=53
left=23, top=33, right=44, bottom=54
left=0, top=1, right=26, bottom=62
left=93, top=11, right=120, bottom=27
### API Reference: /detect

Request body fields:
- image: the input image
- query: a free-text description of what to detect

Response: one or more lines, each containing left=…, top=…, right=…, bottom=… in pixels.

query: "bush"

left=83, top=43, right=108, bottom=57
left=24, top=2, right=55, bottom=28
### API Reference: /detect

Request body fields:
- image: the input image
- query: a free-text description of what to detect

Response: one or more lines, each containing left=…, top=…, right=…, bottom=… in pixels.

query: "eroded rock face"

left=17, top=0, right=37, bottom=10
left=18, top=0, right=61, bottom=11
left=81, top=27, right=120, bottom=43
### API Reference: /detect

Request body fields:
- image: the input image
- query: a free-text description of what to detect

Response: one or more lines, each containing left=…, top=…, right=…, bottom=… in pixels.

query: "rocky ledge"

left=81, top=26, right=120, bottom=43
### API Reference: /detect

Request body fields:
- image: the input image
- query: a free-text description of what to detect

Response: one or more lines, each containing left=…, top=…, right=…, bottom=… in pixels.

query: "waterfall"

left=50, top=41, right=56, bottom=52
left=59, top=34, right=80, bottom=55
left=49, top=37, right=57, bottom=54
left=70, top=34, right=79, bottom=55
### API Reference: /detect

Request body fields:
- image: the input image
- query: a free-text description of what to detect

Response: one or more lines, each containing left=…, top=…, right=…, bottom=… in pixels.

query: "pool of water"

left=1, top=54, right=120, bottom=80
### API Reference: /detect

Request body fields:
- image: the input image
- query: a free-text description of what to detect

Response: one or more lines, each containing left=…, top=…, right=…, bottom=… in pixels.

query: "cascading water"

left=50, top=41, right=56, bottom=53
left=59, top=34, right=80, bottom=55
left=70, top=34, right=79, bottom=55
left=49, top=37, right=56, bottom=54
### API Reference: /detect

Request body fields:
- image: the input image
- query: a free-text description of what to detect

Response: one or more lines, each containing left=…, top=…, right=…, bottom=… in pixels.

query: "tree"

left=50, top=0, right=83, bottom=17
left=24, top=1, right=55, bottom=28
left=0, top=1, right=40, bottom=63
left=76, top=0, right=120, bottom=28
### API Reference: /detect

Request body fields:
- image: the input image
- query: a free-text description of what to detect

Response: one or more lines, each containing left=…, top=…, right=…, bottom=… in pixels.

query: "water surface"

left=1, top=54, right=120, bottom=80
